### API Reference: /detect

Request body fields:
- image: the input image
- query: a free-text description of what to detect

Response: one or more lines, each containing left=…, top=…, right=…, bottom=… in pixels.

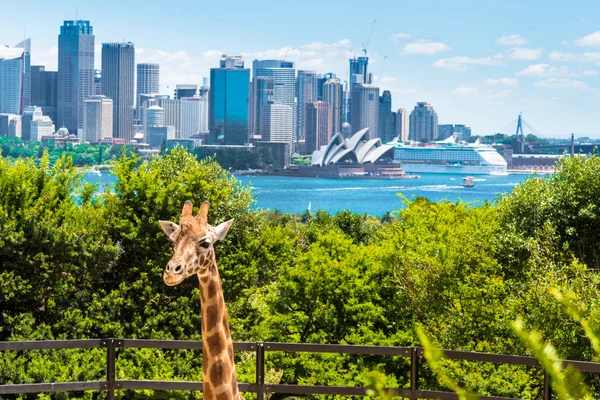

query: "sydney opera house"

left=278, top=128, right=409, bottom=178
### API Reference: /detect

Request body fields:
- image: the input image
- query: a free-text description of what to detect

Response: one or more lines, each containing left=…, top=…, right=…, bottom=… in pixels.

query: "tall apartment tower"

left=101, top=42, right=135, bottom=143
left=305, top=101, right=332, bottom=154
left=264, top=103, right=293, bottom=144
left=14, top=39, right=31, bottom=108
left=57, top=20, right=95, bottom=133
left=322, top=78, right=343, bottom=135
left=0, top=47, right=25, bottom=115
left=350, top=84, right=379, bottom=140
left=378, top=90, right=394, bottom=143
left=296, top=70, right=318, bottom=145
left=136, top=63, right=159, bottom=118
left=251, top=76, right=274, bottom=138
left=409, top=102, right=438, bottom=142
left=83, top=95, right=113, bottom=143
left=395, top=108, right=408, bottom=141
left=347, top=56, right=371, bottom=125
left=209, top=54, right=250, bottom=145
left=31, top=66, right=58, bottom=124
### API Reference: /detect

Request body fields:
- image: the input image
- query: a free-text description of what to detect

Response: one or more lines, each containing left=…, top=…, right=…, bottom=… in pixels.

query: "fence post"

left=543, top=372, right=551, bottom=400
left=256, top=342, right=265, bottom=400
left=106, top=339, right=116, bottom=400
left=410, top=347, right=419, bottom=400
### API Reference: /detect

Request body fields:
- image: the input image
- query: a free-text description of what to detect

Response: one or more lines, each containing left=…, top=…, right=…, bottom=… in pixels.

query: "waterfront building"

left=311, top=128, right=395, bottom=166
left=378, top=91, right=393, bottom=143
left=83, top=95, right=113, bottom=143
left=31, top=66, right=58, bottom=124
left=14, top=39, right=31, bottom=107
left=255, top=141, right=290, bottom=167
left=296, top=70, right=318, bottom=145
left=209, top=55, right=250, bottom=145
left=438, top=124, right=454, bottom=140
left=0, top=114, right=22, bottom=138
left=305, top=101, right=332, bottom=154
left=409, top=102, right=438, bottom=142
left=395, top=108, right=408, bottom=141
left=350, top=84, right=379, bottom=140
left=101, top=42, right=135, bottom=143
left=57, top=20, right=95, bottom=133
left=322, top=78, right=343, bottom=135
left=174, top=84, right=197, bottom=99
left=0, top=47, right=25, bottom=115
left=136, top=63, right=159, bottom=118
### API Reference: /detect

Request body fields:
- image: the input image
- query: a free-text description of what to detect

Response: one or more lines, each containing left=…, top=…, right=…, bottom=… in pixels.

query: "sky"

left=2, top=0, right=600, bottom=138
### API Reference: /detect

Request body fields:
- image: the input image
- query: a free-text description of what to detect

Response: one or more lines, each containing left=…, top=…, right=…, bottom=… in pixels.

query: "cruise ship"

left=392, top=136, right=508, bottom=175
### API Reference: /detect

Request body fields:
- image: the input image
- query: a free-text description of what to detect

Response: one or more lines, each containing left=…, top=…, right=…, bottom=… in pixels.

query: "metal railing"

left=1, top=339, right=600, bottom=399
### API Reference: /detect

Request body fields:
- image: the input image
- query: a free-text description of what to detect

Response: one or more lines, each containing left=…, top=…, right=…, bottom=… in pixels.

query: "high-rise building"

left=93, top=69, right=102, bottom=95
left=250, top=76, right=273, bottom=138
left=296, top=70, right=318, bottom=145
left=0, top=114, right=22, bottom=138
left=409, top=102, right=438, bottom=142
left=136, top=63, right=159, bottom=118
left=378, top=90, right=393, bottom=143
left=57, top=20, right=95, bottom=133
left=264, top=103, right=293, bottom=145
left=252, top=60, right=296, bottom=145
left=347, top=55, right=371, bottom=125
left=350, top=84, right=379, bottom=140
left=101, top=42, right=135, bottom=143
left=0, top=47, right=25, bottom=115
left=437, top=124, right=454, bottom=140
left=31, top=66, right=58, bottom=124
left=437, top=124, right=472, bottom=141
left=395, top=108, right=408, bottom=141
left=159, top=98, right=182, bottom=139
left=322, top=78, right=343, bottom=135
left=14, top=39, right=31, bottom=107
left=146, top=105, right=165, bottom=128
left=209, top=55, right=250, bottom=145
left=22, top=106, right=54, bottom=141
left=174, top=84, right=197, bottom=99
left=181, top=97, right=203, bottom=138
left=83, top=95, right=113, bottom=143
left=317, top=72, right=336, bottom=101
left=305, top=101, right=332, bottom=154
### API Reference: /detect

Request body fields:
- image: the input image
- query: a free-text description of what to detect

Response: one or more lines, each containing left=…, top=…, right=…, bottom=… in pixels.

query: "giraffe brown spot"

left=207, top=280, right=218, bottom=299
left=200, top=289, right=206, bottom=304
left=216, top=390, right=232, bottom=400
left=206, top=331, right=226, bottom=357
left=227, top=345, right=234, bottom=364
left=200, top=275, right=209, bottom=284
left=205, top=304, right=219, bottom=328
left=210, top=358, right=231, bottom=387
left=203, top=381, right=213, bottom=398
left=222, top=315, right=231, bottom=337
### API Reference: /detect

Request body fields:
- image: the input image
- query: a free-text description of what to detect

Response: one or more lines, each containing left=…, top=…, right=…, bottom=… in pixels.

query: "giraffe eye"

left=200, top=240, right=211, bottom=249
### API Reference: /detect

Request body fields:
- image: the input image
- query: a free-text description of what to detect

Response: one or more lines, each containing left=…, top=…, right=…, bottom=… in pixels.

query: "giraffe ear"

left=212, top=219, right=233, bottom=241
left=159, top=220, right=179, bottom=239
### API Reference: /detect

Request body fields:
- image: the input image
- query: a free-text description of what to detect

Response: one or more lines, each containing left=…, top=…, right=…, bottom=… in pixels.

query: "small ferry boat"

left=461, top=176, right=476, bottom=187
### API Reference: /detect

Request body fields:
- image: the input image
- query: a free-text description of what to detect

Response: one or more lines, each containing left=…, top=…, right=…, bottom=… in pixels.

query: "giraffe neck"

left=197, top=252, right=241, bottom=400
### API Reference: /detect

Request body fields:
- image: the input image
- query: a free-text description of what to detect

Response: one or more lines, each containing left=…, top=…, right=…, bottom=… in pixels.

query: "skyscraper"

left=174, top=84, right=197, bottom=99
left=57, top=20, right=95, bottom=133
left=251, top=76, right=273, bottom=137
left=136, top=63, right=159, bottom=118
left=0, top=47, right=25, bottom=115
left=209, top=55, right=250, bottom=145
left=181, top=97, right=203, bottom=138
left=252, top=60, right=296, bottom=145
left=160, top=98, right=182, bottom=139
left=347, top=55, right=371, bottom=125
left=305, top=101, right=332, bottom=154
left=409, top=102, right=438, bottom=142
left=395, top=108, right=408, bottom=141
left=264, top=103, right=293, bottom=145
left=31, top=66, right=58, bottom=124
left=378, top=90, right=393, bottom=143
left=83, top=95, right=113, bottom=143
left=101, top=42, right=135, bottom=143
left=93, top=69, right=102, bottom=95
left=437, top=124, right=454, bottom=140
left=296, top=70, right=318, bottom=145
left=317, top=72, right=336, bottom=101
left=350, top=84, right=379, bottom=140
left=322, top=78, right=343, bottom=135
left=14, top=39, right=31, bottom=107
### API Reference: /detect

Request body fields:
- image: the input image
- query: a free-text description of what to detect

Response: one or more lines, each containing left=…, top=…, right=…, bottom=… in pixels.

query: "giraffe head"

left=159, top=200, right=233, bottom=287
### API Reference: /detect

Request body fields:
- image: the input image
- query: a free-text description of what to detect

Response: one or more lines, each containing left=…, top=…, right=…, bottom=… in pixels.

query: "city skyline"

left=1, top=0, right=600, bottom=137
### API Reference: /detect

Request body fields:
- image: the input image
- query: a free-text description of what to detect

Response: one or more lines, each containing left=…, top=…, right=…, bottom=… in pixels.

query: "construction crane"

left=376, top=55, right=387, bottom=86
left=362, top=19, right=377, bottom=57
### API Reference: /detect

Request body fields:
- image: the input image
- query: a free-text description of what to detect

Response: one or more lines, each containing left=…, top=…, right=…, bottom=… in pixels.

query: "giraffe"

left=159, top=200, right=243, bottom=400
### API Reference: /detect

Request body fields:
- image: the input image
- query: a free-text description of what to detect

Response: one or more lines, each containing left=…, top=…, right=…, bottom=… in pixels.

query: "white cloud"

left=495, top=34, right=529, bottom=46
left=535, top=78, right=588, bottom=89
left=583, top=70, right=598, bottom=76
left=432, top=56, right=494, bottom=71
left=454, top=86, right=479, bottom=96
left=401, top=41, right=451, bottom=56
left=548, top=51, right=600, bottom=63
left=575, top=31, right=600, bottom=47
left=391, top=33, right=412, bottom=43
left=483, top=77, right=518, bottom=86
left=516, top=63, right=569, bottom=77
left=488, top=89, right=514, bottom=100
left=502, top=47, right=543, bottom=60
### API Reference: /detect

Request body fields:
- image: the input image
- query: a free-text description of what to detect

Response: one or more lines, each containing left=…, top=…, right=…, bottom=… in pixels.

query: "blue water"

left=86, top=172, right=532, bottom=216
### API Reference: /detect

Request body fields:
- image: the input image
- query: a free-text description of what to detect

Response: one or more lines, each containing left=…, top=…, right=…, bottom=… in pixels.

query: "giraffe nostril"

left=166, top=265, right=171, bottom=273
left=174, top=265, right=183, bottom=274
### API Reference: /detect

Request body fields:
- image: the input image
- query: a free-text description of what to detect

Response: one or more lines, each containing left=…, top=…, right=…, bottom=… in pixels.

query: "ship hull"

left=399, top=163, right=507, bottom=175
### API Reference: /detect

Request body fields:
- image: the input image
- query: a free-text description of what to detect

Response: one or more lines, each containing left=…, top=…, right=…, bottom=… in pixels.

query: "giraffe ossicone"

left=159, top=200, right=243, bottom=399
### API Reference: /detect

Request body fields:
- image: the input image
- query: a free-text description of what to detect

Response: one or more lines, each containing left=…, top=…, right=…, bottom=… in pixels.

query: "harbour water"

left=87, top=172, right=532, bottom=216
